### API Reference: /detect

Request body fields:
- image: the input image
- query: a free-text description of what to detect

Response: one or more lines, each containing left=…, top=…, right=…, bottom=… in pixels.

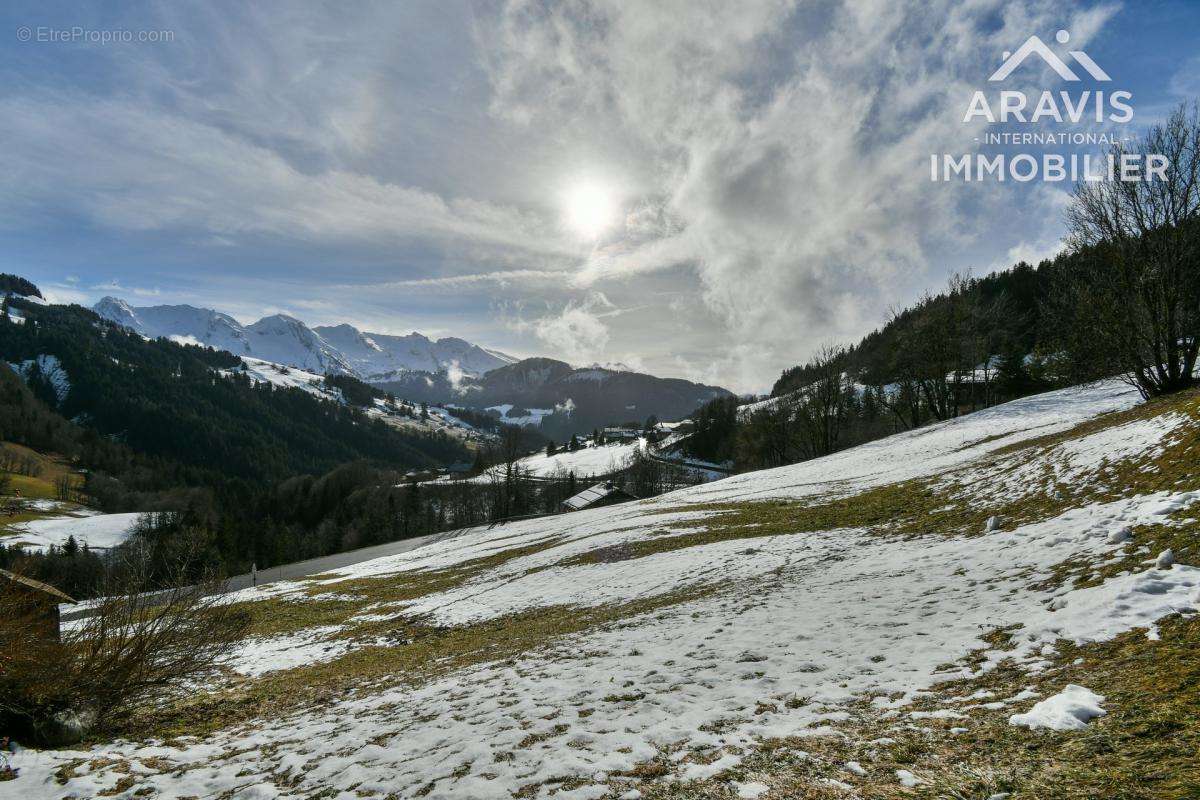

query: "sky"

left=1, top=0, right=1198, bottom=394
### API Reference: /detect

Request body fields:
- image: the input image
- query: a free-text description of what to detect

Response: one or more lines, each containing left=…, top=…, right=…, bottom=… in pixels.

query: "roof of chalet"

left=0, top=568, right=77, bottom=604
left=561, top=481, right=636, bottom=512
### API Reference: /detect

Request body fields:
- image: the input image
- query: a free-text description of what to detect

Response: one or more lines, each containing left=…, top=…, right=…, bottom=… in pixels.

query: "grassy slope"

left=0, top=442, right=87, bottom=532
left=45, top=387, right=1200, bottom=798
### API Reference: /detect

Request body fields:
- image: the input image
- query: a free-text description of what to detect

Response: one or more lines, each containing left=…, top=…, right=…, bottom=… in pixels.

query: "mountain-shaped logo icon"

left=989, top=30, right=1110, bottom=82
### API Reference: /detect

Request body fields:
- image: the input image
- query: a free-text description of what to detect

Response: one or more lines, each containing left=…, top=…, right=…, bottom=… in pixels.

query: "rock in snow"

left=984, top=515, right=1002, bottom=533
left=1156, top=549, right=1175, bottom=569
left=1008, top=685, right=1106, bottom=730
left=1107, top=526, right=1132, bottom=544
left=735, top=782, right=770, bottom=799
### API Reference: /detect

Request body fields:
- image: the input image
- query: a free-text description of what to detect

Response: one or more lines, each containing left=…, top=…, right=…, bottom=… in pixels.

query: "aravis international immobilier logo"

left=931, top=29, right=1169, bottom=183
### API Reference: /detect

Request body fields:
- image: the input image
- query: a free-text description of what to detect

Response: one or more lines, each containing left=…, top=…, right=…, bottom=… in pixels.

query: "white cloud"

left=361, top=270, right=567, bottom=293
left=446, top=360, right=468, bottom=394
left=0, top=0, right=1137, bottom=393
left=525, top=293, right=618, bottom=365
left=475, top=0, right=1119, bottom=390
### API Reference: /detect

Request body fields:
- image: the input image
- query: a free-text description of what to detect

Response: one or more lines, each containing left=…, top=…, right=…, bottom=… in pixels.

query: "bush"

left=0, top=553, right=249, bottom=744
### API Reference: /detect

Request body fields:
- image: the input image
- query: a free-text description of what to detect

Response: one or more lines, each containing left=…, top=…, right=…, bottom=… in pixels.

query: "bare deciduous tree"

left=795, top=344, right=851, bottom=458
left=1057, top=101, right=1200, bottom=397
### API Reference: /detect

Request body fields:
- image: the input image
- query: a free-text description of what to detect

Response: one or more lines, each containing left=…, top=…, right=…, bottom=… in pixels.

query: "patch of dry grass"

left=120, top=581, right=723, bottom=741
left=554, top=390, right=1200, bottom=569
left=620, top=613, right=1200, bottom=800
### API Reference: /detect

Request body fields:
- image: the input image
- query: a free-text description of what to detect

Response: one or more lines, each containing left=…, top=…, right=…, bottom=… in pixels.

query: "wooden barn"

left=0, top=569, right=76, bottom=642
left=561, top=481, right=636, bottom=513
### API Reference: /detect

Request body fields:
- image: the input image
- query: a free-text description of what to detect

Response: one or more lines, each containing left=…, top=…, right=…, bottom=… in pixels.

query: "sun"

left=563, top=180, right=617, bottom=239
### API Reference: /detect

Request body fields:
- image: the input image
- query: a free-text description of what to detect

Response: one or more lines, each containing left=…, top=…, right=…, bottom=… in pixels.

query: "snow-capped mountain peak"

left=94, top=296, right=139, bottom=329
left=93, top=297, right=515, bottom=381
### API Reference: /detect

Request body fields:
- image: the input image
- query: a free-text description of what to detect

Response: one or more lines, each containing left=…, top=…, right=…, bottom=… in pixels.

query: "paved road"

left=218, top=527, right=469, bottom=593
left=61, top=527, right=470, bottom=621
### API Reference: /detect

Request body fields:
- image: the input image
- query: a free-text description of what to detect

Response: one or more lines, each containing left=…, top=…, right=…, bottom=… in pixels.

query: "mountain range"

left=93, top=297, right=516, bottom=381
left=375, top=357, right=732, bottom=436
left=93, top=296, right=734, bottom=434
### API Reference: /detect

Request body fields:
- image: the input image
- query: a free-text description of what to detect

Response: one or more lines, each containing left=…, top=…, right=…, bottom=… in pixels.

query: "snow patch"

left=8, top=355, right=71, bottom=404
left=4, top=512, right=142, bottom=552
left=1008, top=685, right=1106, bottom=731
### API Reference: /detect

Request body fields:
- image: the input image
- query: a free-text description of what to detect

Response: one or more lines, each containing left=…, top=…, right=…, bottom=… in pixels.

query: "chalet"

left=0, top=569, right=76, bottom=641
left=601, top=427, right=641, bottom=443
left=561, top=481, right=636, bottom=512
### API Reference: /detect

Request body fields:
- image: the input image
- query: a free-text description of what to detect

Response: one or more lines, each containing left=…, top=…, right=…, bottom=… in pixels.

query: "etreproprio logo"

left=931, top=30, right=1169, bottom=183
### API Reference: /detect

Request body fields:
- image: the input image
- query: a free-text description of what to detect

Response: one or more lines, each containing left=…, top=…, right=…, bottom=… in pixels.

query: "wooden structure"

left=601, top=427, right=641, bottom=443
left=0, top=569, right=76, bottom=641
left=561, top=481, right=636, bottom=512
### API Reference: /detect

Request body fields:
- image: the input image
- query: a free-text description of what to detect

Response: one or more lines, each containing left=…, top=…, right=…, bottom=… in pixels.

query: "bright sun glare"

left=564, top=180, right=616, bottom=239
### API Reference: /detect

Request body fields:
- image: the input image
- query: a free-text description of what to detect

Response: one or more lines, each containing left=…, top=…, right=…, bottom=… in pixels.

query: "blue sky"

left=1, top=0, right=1198, bottom=393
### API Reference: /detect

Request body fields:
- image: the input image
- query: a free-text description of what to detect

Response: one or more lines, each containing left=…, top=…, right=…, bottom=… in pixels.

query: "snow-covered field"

left=462, top=434, right=720, bottom=483
left=486, top=403, right=557, bottom=427
left=2, top=511, right=142, bottom=552
left=509, top=438, right=648, bottom=477
left=12, top=380, right=1200, bottom=799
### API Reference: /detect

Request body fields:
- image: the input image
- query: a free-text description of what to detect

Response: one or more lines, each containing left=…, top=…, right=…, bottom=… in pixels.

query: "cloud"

left=1170, top=54, right=1200, bottom=98
left=0, top=0, right=1144, bottom=393
left=360, top=270, right=567, bottom=293
left=39, top=284, right=90, bottom=307
left=475, top=0, right=1120, bottom=389
left=0, top=92, right=581, bottom=264
left=445, top=360, right=468, bottom=394
left=89, top=280, right=161, bottom=298
left=524, top=293, right=618, bottom=365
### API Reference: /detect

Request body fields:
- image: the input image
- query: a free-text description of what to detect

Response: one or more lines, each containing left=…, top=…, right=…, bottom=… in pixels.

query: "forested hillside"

left=0, top=297, right=477, bottom=588
left=0, top=300, right=466, bottom=482
left=375, top=356, right=733, bottom=437
left=773, top=259, right=1052, bottom=398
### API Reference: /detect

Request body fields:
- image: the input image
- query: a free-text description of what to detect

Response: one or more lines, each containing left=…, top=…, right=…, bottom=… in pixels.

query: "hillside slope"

left=378, top=357, right=734, bottom=437
left=1, top=300, right=468, bottom=482
left=13, top=380, right=1200, bottom=799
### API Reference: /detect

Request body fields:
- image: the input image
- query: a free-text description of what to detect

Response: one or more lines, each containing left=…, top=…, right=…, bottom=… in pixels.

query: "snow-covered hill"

left=464, top=429, right=716, bottom=482
left=513, top=438, right=648, bottom=477
left=93, top=296, right=516, bottom=380
left=15, top=380, right=1200, bottom=798
left=230, top=357, right=489, bottom=443
left=4, top=511, right=142, bottom=552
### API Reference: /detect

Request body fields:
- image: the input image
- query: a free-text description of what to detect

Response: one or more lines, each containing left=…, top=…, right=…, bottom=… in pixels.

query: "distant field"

left=1, top=441, right=87, bottom=533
